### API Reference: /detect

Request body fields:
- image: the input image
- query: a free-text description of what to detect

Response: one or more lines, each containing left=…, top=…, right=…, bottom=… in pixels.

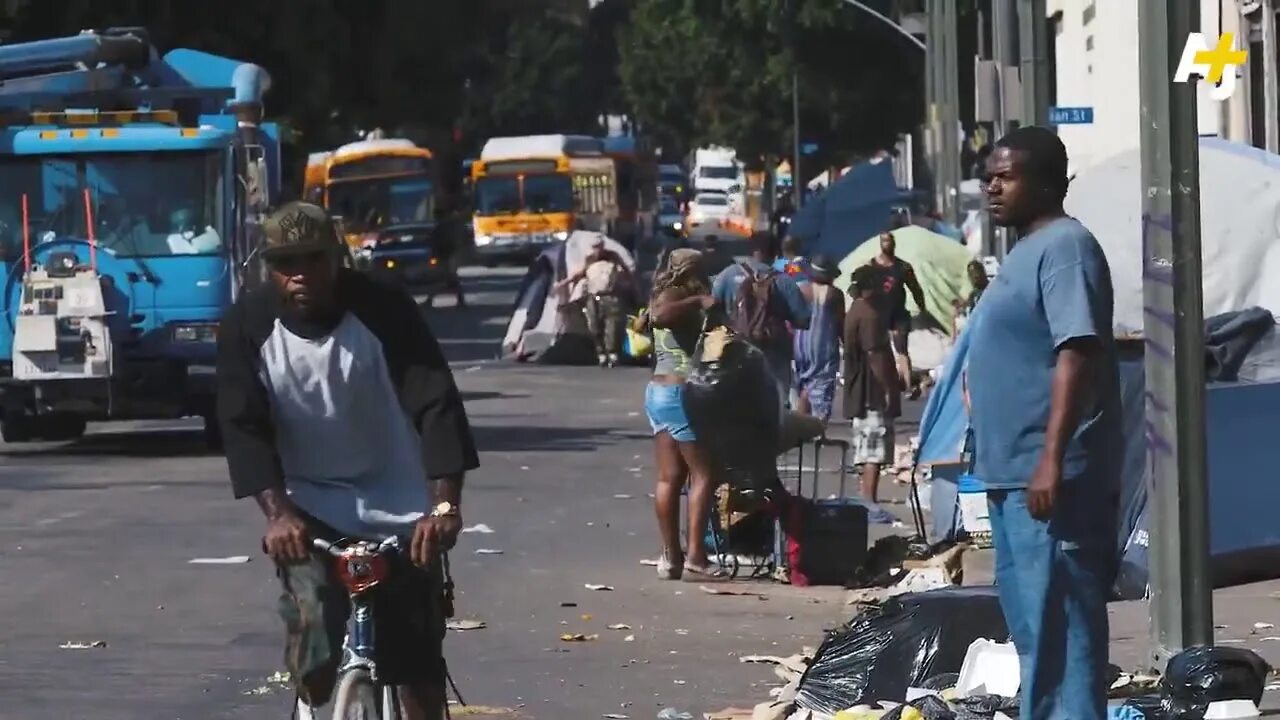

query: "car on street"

left=657, top=194, right=685, bottom=236
left=354, top=221, right=460, bottom=293
left=685, top=192, right=731, bottom=231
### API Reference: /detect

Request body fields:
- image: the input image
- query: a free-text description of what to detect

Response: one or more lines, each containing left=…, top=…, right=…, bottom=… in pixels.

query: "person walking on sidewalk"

left=711, top=231, right=811, bottom=406
left=639, top=248, right=719, bottom=580
left=555, top=234, right=633, bottom=367
left=842, top=266, right=900, bottom=505
left=791, top=254, right=844, bottom=422
left=967, top=126, right=1121, bottom=720
left=865, top=230, right=928, bottom=399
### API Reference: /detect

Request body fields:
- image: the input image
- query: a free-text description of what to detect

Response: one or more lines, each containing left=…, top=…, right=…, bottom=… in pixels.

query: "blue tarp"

left=788, top=160, right=911, bottom=259
left=918, top=330, right=1280, bottom=600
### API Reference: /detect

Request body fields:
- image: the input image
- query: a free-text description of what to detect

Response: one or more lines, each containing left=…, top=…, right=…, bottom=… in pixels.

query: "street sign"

left=1048, top=106, right=1095, bottom=125
left=801, top=143, right=819, bottom=155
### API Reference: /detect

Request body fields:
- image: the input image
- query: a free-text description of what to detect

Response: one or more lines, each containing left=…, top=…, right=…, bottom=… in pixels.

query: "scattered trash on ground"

left=461, top=524, right=495, bottom=534
left=1251, top=622, right=1275, bottom=633
left=614, top=494, right=635, bottom=499
left=474, top=548, right=504, bottom=555
left=560, top=601, right=578, bottom=607
left=608, top=623, right=632, bottom=630
left=585, top=583, right=615, bottom=591
left=603, top=714, right=629, bottom=719
left=657, top=709, right=693, bottom=720
left=242, top=685, right=273, bottom=696
left=700, top=585, right=767, bottom=599
left=704, top=708, right=754, bottom=720
left=560, top=633, right=598, bottom=642
left=59, top=640, right=107, bottom=649
left=639, top=559, right=660, bottom=567
left=188, top=556, right=251, bottom=564
left=448, top=705, right=518, bottom=716
left=624, top=634, right=635, bottom=642
left=446, top=619, right=487, bottom=632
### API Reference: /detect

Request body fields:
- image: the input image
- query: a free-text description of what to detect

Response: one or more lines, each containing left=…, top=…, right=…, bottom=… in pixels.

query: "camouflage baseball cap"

left=261, top=201, right=342, bottom=259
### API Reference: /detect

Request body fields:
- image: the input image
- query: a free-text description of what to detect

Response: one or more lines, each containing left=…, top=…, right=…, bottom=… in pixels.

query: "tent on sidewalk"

left=915, top=138, right=1280, bottom=599
left=838, top=225, right=976, bottom=370
left=501, top=231, right=637, bottom=364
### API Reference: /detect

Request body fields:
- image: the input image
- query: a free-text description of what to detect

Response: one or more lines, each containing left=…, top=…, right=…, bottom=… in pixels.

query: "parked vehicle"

left=0, top=28, right=280, bottom=446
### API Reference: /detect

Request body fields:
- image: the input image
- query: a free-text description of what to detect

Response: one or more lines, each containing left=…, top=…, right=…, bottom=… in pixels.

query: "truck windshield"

left=475, top=173, right=573, bottom=215
left=0, top=151, right=224, bottom=259
left=699, top=166, right=737, bottom=180
left=328, top=175, right=434, bottom=233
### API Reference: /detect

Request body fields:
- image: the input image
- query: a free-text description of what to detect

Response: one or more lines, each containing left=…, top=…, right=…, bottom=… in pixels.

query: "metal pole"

left=793, top=70, right=802, bottom=209
left=1138, top=0, right=1214, bottom=668
left=926, top=1, right=941, bottom=216
left=1018, top=0, right=1050, bottom=127
left=1262, top=0, right=1279, bottom=152
left=836, top=0, right=927, bottom=51
left=939, top=0, right=961, bottom=225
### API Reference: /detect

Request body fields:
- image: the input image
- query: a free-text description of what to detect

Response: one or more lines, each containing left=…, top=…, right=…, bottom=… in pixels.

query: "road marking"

left=35, top=510, right=84, bottom=527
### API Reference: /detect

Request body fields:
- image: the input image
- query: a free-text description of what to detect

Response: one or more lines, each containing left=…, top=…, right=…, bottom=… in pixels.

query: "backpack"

left=731, top=263, right=789, bottom=345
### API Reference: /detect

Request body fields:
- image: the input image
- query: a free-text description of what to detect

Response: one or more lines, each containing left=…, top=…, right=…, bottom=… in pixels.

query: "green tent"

left=837, top=225, right=976, bottom=331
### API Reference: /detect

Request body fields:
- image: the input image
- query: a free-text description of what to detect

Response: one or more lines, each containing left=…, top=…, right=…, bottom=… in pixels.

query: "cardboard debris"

left=461, top=524, right=495, bottom=534
left=560, top=633, right=598, bottom=642
left=705, top=708, right=755, bottom=720
left=585, top=583, right=615, bottom=591
left=608, top=623, right=632, bottom=630
left=446, top=619, right=487, bottom=632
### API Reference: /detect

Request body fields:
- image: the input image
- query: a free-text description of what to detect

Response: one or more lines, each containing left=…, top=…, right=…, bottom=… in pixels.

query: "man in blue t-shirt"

left=712, top=231, right=811, bottom=405
left=966, top=127, right=1121, bottom=720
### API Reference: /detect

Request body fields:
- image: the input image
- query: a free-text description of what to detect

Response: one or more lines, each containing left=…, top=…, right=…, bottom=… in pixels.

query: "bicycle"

left=298, top=535, right=437, bottom=720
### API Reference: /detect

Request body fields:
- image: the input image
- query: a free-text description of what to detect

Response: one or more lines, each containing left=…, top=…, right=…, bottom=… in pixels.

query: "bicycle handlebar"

left=311, top=535, right=402, bottom=556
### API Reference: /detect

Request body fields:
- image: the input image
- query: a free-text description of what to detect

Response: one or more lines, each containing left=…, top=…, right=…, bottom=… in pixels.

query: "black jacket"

left=215, top=269, right=478, bottom=499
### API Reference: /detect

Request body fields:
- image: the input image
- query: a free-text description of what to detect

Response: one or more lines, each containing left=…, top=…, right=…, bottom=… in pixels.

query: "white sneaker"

left=597, top=353, right=608, bottom=366
left=295, top=698, right=318, bottom=720
left=607, top=353, right=619, bottom=368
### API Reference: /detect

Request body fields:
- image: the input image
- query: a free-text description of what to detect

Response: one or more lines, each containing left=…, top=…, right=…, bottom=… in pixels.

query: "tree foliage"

left=0, top=0, right=922, bottom=174
left=618, top=0, right=924, bottom=167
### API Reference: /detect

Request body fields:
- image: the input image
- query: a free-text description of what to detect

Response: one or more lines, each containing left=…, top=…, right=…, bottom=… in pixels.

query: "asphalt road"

left=5, top=259, right=1275, bottom=719
left=0, top=262, right=847, bottom=720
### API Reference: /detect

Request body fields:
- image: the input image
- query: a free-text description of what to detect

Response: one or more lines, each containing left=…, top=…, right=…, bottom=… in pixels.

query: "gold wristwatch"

left=430, top=501, right=458, bottom=518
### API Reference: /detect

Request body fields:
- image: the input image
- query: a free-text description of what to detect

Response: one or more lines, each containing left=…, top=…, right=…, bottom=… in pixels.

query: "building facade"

left=1047, top=0, right=1257, bottom=173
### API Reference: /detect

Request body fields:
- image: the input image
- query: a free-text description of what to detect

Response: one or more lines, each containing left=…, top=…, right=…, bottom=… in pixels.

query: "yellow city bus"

left=469, top=134, right=616, bottom=264
left=303, top=138, right=436, bottom=253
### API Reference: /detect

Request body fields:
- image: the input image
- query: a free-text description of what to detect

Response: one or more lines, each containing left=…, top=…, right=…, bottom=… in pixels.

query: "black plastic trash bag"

left=882, top=695, right=957, bottom=720
left=683, top=329, right=782, bottom=493
left=1161, top=645, right=1271, bottom=719
left=951, top=694, right=1019, bottom=720
left=794, top=587, right=1009, bottom=715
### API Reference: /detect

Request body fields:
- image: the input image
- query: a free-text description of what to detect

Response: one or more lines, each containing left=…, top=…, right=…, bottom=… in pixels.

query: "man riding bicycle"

left=216, top=201, right=479, bottom=720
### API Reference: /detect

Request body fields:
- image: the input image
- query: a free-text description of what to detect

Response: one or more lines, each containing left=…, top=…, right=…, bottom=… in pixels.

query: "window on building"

left=1083, top=1, right=1096, bottom=25
left=1086, top=35, right=1094, bottom=52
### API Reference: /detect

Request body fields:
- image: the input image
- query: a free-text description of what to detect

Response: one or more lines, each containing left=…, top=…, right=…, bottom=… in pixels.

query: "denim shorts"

left=645, top=381, right=696, bottom=442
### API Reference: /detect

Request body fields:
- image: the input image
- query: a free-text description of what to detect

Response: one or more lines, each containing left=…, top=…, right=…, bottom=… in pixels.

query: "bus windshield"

left=0, top=151, right=224, bottom=259
left=475, top=173, right=573, bottom=215
left=328, top=175, right=434, bottom=233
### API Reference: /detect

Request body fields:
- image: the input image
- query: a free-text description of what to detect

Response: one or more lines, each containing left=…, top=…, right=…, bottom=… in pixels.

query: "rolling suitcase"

left=775, top=437, right=869, bottom=586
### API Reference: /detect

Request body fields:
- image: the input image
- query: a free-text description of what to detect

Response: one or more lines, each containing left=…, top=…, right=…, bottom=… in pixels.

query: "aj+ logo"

left=1174, top=33, right=1248, bottom=101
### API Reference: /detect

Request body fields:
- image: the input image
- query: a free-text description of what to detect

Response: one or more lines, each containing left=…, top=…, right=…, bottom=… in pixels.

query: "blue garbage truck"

left=0, top=28, right=280, bottom=445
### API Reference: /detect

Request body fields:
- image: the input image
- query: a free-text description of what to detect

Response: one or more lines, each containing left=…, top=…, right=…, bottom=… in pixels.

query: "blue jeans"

left=988, top=488, right=1114, bottom=720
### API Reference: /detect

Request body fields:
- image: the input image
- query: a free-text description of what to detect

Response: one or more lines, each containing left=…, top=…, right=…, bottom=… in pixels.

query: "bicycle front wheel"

left=331, top=669, right=382, bottom=720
